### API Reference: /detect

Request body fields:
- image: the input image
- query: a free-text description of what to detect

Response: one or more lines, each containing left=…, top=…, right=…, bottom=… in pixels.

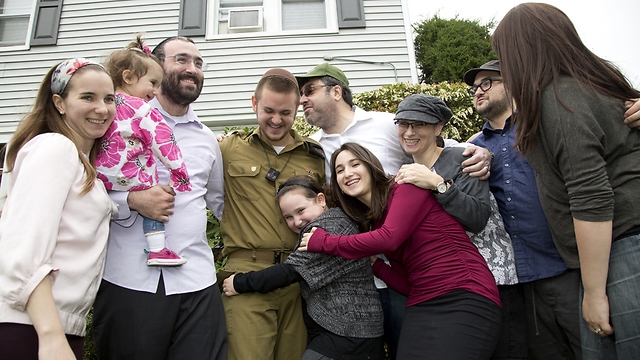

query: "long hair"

left=104, top=33, right=163, bottom=90
left=4, top=63, right=109, bottom=195
left=329, top=143, right=394, bottom=231
left=492, top=3, right=640, bottom=154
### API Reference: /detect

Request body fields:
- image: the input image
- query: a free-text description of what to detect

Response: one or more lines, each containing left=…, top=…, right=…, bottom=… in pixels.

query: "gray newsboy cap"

left=394, top=94, right=453, bottom=125
left=463, top=60, right=501, bottom=86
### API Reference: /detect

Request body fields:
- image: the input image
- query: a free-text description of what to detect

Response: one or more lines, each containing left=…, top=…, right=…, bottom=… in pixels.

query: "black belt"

left=228, top=249, right=290, bottom=264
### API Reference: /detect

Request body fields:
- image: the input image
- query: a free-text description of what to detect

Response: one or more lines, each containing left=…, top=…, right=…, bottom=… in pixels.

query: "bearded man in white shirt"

left=92, top=36, right=227, bottom=360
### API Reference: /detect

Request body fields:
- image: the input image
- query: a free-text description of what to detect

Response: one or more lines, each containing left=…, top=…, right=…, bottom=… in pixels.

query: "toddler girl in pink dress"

left=97, top=35, right=191, bottom=266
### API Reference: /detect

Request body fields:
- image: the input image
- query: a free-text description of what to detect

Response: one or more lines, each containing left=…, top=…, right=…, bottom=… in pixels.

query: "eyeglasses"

left=300, top=84, right=332, bottom=97
left=166, top=54, right=208, bottom=70
left=394, top=120, right=430, bottom=130
left=468, top=77, right=502, bottom=96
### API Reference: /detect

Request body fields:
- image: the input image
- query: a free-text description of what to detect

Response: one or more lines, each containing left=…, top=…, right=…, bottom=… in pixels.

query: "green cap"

left=296, top=63, right=349, bottom=88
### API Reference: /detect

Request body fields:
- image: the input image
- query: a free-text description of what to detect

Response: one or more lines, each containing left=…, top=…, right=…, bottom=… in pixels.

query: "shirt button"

left=507, top=197, right=512, bottom=201
left=502, top=147, right=507, bottom=152
left=505, top=163, right=510, bottom=167
left=279, top=219, right=283, bottom=224
left=502, top=134, right=506, bottom=137
left=506, top=179, right=511, bottom=184
left=510, top=215, right=515, bottom=219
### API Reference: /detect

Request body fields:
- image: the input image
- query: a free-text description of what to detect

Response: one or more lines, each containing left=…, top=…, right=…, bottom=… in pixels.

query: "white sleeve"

left=0, top=135, right=77, bottom=311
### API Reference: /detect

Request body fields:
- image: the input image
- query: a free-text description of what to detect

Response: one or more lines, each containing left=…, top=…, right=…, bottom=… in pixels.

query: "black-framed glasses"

left=301, top=84, right=332, bottom=97
left=394, top=120, right=429, bottom=130
left=468, top=77, right=502, bottom=96
left=166, top=54, right=208, bottom=70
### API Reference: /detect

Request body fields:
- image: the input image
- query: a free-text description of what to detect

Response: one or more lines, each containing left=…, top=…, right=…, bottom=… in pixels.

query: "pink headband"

left=51, top=58, right=106, bottom=95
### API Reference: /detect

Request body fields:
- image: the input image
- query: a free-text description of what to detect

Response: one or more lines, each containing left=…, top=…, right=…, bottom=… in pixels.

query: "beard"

left=160, top=70, right=204, bottom=106
left=477, top=95, right=511, bottom=121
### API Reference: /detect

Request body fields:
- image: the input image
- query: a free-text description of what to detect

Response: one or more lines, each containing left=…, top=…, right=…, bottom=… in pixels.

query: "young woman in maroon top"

left=299, top=142, right=502, bottom=359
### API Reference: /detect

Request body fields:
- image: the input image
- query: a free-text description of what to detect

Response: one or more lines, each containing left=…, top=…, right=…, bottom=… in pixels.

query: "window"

left=0, top=0, right=34, bottom=47
left=282, top=0, right=325, bottom=31
left=208, top=0, right=337, bottom=37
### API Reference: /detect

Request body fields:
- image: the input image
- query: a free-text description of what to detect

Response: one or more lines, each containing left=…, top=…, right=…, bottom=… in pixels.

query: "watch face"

left=437, top=182, right=447, bottom=193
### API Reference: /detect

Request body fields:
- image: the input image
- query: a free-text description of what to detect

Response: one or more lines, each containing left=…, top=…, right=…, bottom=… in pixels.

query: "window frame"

left=0, top=0, right=37, bottom=51
left=205, top=0, right=338, bottom=40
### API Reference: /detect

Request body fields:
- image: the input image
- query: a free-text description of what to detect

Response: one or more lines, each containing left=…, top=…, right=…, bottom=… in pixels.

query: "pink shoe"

left=147, top=248, right=187, bottom=266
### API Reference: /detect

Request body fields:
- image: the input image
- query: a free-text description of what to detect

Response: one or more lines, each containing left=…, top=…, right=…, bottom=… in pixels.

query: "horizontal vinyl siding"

left=0, top=0, right=415, bottom=141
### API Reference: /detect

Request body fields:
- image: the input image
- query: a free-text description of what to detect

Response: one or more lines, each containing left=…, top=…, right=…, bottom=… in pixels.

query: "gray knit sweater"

left=286, top=208, right=384, bottom=338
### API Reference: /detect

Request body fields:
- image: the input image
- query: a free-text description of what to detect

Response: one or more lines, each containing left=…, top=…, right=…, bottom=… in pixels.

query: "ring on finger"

left=594, top=328, right=602, bottom=334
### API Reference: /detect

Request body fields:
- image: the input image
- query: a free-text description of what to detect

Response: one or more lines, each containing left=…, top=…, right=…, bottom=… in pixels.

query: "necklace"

left=259, top=139, right=294, bottom=183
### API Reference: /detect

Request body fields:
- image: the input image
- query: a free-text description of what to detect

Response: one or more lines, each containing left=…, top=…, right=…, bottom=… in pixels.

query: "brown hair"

left=276, top=175, right=325, bottom=203
left=255, top=75, right=301, bottom=104
left=151, top=36, right=195, bottom=63
left=492, top=3, right=640, bottom=154
left=4, top=63, right=110, bottom=194
left=104, top=33, right=163, bottom=90
left=329, top=142, right=394, bottom=231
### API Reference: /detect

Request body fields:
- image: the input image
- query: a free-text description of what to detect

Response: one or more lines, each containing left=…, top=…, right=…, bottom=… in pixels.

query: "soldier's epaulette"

left=305, top=141, right=325, bottom=160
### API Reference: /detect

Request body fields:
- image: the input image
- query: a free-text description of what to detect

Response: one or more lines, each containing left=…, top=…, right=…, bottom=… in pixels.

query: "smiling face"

left=396, top=120, right=443, bottom=158
left=159, top=40, right=205, bottom=106
left=252, top=87, right=298, bottom=146
left=279, top=190, right=326, bottom=234
left=52, top=68, right=116, bottom=153
left=334, top=150, right=373, bottom=206
left=121, top=59, right=163, bottom=101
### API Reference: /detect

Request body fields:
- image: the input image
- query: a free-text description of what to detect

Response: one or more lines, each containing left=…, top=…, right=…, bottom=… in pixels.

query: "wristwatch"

left=434, top=180, right=449, bottom=194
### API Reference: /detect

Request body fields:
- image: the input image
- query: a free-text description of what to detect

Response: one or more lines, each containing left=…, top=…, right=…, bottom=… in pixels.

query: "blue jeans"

left=378, top=288, right=406, bottom=360
left=142, top=216, right=164, bottom=235
left=580, top=234, right=640, bottom=360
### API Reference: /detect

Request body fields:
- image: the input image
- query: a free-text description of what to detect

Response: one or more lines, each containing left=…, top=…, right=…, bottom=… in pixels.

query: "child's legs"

left=142, top=216, right=165, bottom=252
left=142, top=216, right=165, bottom=234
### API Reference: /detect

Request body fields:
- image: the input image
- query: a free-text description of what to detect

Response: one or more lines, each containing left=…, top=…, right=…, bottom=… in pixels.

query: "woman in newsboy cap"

left=394, top=93, right=519, bottom=357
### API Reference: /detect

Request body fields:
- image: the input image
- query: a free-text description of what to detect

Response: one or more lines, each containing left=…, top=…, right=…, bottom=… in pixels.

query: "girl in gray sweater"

left=222, top=175, right=384, bottom=360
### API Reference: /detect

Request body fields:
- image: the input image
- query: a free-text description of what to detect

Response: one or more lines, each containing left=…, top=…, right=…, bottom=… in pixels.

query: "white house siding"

left=0, top=0, right=417, bottom=142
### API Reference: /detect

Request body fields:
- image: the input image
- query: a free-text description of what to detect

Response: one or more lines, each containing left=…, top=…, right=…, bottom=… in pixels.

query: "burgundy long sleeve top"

left=308, top=183, right=500, bottom=307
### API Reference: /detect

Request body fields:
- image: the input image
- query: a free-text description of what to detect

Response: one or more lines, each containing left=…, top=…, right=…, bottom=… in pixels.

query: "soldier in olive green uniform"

left=219, top=68, right=325, bottom=360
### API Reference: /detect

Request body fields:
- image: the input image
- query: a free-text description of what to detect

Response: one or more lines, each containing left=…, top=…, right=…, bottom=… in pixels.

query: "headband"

left=51, top=58, right=107, bottom=95
left=276, top=179, right=321, bottom=197
left=129, top=45, right=152, bottom=54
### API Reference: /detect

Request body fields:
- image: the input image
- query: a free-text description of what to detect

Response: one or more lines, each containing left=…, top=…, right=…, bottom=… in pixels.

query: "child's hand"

left=298, top=227, right=318, bottom=252
left=222, top=274, right=238, bottom=296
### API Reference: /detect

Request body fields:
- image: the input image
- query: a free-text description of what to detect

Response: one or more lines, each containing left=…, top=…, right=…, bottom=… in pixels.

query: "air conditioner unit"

left=228, top=7, right=263, bottom=31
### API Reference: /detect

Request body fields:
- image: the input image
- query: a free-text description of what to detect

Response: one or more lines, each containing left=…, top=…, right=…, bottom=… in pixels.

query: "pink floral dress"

left=96, top=93, right=191, bottom=193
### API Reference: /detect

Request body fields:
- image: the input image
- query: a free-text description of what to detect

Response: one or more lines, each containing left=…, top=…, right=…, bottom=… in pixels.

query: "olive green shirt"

left=219, top=128, right=325, bottom=259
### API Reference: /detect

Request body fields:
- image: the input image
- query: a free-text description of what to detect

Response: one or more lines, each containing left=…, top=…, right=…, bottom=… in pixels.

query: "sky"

left=406, top=0, right=640, bottom=88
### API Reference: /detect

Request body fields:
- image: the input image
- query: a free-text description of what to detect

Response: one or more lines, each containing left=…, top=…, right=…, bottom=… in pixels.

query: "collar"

left=315, top=106, right=368, bottom=139
left=149, top=98, right=203, bottom=128
left=248, top=128, right=306, bottom=152
left=481, top=115, right=513, bottom=136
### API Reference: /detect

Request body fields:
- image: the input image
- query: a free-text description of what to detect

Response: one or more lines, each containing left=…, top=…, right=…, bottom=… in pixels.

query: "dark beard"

left=160, top=71, right=204, bottom=106
left=477, top=96, right=511, bottom=121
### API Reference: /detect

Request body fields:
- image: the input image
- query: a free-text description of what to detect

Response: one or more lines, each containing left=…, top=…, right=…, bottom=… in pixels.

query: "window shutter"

left=337, top=0, right=365, bottom=29
left=30, top=0, right=63, bottom=46
left=179, top=0, right=207, bottom=37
